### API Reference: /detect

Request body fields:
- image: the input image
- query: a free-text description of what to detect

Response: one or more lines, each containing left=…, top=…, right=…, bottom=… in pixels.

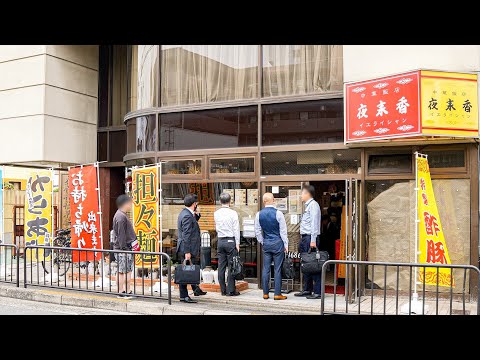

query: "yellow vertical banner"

left=132, top=166, right=159, bottom=267
left=24, top=170, right=53, bottom=261
left=417, top=156, right=454, bottom=287
left=337, top=205, right=347, bottom=279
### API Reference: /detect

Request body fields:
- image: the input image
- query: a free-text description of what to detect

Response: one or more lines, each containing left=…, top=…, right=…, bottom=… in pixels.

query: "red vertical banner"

left=69, top=165, right=101, bottom=262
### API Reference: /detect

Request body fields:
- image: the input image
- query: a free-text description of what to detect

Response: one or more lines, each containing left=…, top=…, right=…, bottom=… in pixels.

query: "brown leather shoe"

left=263, top=294, right=269, bottom=300
left=274, top=295, right=287, bottom=300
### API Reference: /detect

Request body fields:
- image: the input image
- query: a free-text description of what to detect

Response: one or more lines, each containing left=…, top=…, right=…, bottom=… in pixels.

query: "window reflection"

left=159, top=106, right=257, bottom=150
left=136, top=115, right=157, bottom=152
left=262, top=99, right=343, bottom=145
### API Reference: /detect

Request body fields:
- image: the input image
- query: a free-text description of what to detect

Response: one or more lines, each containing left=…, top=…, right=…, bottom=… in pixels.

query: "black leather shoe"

left=226, top=291, right=240, bottom=296
left=306, top=294, right=321, bottom=299
left=193, top=288, right=207, bottom=296
left=180, top=296, right=198, bottom=303
left=221, top=292, right=227, bottom=296
left=294, top=290, right=312, bottom=297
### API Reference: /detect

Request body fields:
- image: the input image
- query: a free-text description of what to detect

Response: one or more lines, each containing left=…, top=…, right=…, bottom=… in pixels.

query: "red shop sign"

left=345, top=71, right=421, bottom=143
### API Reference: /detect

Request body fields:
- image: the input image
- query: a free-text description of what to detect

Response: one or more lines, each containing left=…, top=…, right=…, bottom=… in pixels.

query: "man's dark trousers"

left=300, top=234, right=321, bottom=295
left=217, top=237, right=236, bottom=294
left=262, top=246, right=284, bottom=296
left=178, top=253, right=200, bottom=299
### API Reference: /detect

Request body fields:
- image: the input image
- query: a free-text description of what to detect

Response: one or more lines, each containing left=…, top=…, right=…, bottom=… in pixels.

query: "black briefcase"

left=174, top=259, right=201, bottom=285
left=300, top=248, right=329, bottom=275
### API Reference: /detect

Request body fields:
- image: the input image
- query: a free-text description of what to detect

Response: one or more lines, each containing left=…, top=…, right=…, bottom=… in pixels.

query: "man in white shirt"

left=214, top=192, right=241, bottom=296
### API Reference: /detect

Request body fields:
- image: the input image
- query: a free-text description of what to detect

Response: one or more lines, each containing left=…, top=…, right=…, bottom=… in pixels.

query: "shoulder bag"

left=230, top=251, right=245, bottom=281
left=282, top=255, right=294, bottom=279
left=300, top=248, right=329, bottom=275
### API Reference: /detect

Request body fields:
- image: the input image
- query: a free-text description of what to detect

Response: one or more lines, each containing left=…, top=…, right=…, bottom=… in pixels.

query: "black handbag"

left=230, top=252, right=245, bottom=281
left=282, top=255, right=294, bottom=279
left=300, top=248, right=329, bottom=275
left=174, top=259, right=201, bottom=285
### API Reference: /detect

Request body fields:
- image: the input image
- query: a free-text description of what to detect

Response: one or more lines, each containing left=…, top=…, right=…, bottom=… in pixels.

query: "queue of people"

left=174, top=184, right=324, bottom=303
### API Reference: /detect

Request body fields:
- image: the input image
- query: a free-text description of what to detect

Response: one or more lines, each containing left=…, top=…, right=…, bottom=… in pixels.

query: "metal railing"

left=0, top=244, right=19, bottom=287
left=320, top=260, right=480, bottom=315
left=23, top=245, right=172, bottom=305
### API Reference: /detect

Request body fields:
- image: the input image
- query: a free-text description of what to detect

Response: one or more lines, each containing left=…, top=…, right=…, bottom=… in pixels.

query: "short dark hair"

left=184, top=193, right=198, bottom=207
left=219, top=192, right=231, bottom=205
left=302, top=184, right=315, bottom=198
left=116, top=194, right=132, bottom=208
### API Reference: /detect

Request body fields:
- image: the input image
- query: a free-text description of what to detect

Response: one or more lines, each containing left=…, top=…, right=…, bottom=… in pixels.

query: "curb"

left=0, top=284, right=255, bottom=315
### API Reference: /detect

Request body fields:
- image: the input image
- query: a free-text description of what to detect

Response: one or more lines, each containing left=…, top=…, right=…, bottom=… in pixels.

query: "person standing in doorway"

left=112, top=194, right=136, bottom=299
left=254, top=192, right=288, bottom=300
left=176, top=193, right=207, bottom=303
left=214, top=192, right=241, bottom=296
left=295, top=184, right=322, bottom=299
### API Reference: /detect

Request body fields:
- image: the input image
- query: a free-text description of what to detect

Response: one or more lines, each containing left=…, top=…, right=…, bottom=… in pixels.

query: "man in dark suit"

left=176, top=193, right=207, bottom=303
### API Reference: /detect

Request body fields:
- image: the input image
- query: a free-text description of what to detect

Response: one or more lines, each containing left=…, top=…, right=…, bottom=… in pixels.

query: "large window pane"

left=162, top=159, right=202, bottom=175
left=262, top=99, right=343, bottom=145
left=366, top=179, right=470, bottom=293
left=262, top=150, right=360, bottom=175
left=135, top=115, right=157, bottom=152
left=160, top=106, right=257, bottom=150
left=109, top=131, right=126, bottom=162
left=161, top=182, right=259, bottom=277
left=134, top=45, right=159, bottom=110
left=161, top=45, right=258, bottom=106
left=263, top=45, right=343, bottom=97
left=111, top=45, right=128, bottom=126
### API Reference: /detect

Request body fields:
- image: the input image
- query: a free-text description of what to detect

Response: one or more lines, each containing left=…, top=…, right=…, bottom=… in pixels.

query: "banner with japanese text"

left=132, top=166, right=159, bottom=267
left=25, top=170, right=53, bottom=261
left=417, top=156, right=454, bottom=287
left=345, top=70, right=479, bottom=143
left=420, top=70, right=478, bottom=137
left=69, top=165, right=101, bottom=262
left=345, top=71, right=421, bottom=142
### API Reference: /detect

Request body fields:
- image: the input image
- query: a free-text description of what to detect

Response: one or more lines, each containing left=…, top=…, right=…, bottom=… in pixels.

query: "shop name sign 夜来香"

left=345, top=70, right=479, bottom=143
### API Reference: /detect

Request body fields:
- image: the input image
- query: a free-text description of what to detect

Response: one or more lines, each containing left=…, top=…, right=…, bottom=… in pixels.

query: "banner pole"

left=49, top=168, right=55, bottom=246
left=414, top=152, right=419, bottom=299
left=95, top=162, right=104, bottom=252
left=158, top=162, right=162, bottom=286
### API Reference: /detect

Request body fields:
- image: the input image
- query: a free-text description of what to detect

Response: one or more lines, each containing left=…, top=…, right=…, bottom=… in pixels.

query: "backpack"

left=230, top=253, right=245, bottom=280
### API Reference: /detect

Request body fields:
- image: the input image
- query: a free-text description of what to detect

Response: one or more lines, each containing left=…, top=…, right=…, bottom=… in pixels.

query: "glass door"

left=262, top=182, right=303, bottom=292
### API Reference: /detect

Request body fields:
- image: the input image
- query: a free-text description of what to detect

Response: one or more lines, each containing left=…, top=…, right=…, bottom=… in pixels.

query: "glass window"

left=135, top=115, right=157, bottom=152
left=423, top=149, right=465, bottom=169
left=263, top=45, right=343, bottom=97
left=262, top=100, right=343, bottom=145
left=162, top=159, right=202, bottom=175
left=111, top=45, right=129, bottom=126
left=97, top=132, right=107, bottom=162
left=133, top=45, right=159, bottom=110
left=262, top=149, right=360, bottom=175
left=368, top=154, right=412, bottom=175
left=366, top=179, right=470, bottom=293
left=210, top=157, right=255, bottom=174
left=160, top=106, right=258, bottom=151
left=126, top=119, right=136, bottom=154
left=109, top=131, right=126, bottom=162
left=161, top=45, right=258, bottom=106
left=161, top=182, right=259, bottom=277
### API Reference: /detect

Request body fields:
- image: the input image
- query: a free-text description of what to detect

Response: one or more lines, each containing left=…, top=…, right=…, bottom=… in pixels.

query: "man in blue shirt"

left=255, top=192, right=288, bottom=300
left=295, top=185, right=322, bottom=299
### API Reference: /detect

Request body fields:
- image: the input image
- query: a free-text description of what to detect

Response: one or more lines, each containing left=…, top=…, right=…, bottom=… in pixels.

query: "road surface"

left=0, top=296, right=133, bottom=315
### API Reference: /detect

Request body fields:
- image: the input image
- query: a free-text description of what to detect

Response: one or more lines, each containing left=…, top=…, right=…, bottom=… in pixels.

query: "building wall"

left=343, top=45, right=480, bottom=82
left=0, top=45, right=99, bottom=166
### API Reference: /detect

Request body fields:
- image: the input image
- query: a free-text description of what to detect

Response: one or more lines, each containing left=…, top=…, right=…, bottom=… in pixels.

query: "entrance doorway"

left=261, top=180, right=355, bottom=293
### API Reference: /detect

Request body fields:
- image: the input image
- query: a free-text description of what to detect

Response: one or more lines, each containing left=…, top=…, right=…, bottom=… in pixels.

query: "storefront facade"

left=99, top=45, right=479, bottom=293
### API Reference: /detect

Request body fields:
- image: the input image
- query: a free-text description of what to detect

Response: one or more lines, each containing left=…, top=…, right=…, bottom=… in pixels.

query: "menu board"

left=247, top=189, right=258, bottom=206
left=288, top=189, right=301, bottom=214
left=235, top=189, right=246, bottom=206
left=274, top=197, right=288, bottom=212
